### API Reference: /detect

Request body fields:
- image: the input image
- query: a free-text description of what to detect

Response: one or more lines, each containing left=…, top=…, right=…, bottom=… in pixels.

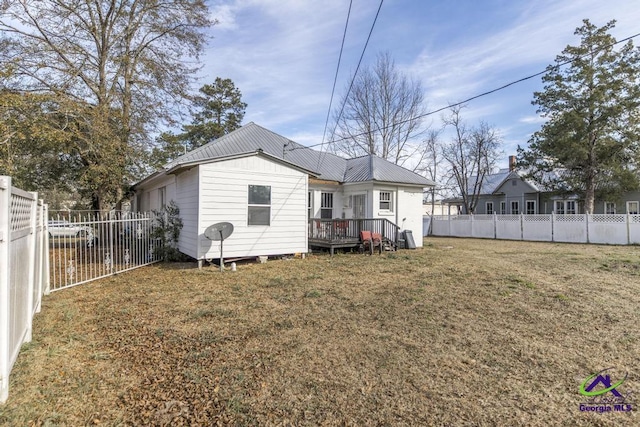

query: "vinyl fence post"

left=24, top=192, right=38, bottom=343
left=470, top=213, right=475, bottom=238
left=627, top=213, right=631, bottom=245
left=493, top=212, right=497, bottom=239
left=43, top=204, right=50, bottom=295
left=520, top=213, right=524, bottom=240
left=551, top=212, right=555, bottom=242
left=0, top=176, right=11, bottom=403
left=585, top=213, right=590, bottom=244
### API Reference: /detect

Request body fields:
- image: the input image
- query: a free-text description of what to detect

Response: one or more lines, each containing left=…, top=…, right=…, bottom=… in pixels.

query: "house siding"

left=396, top=186, right=424, bottom=247
left=309, top=184, right=344, bottom=219
left=175, top=168, right=199, bottom=259
left=137, top=177, right=176, bottom=212
left=197, top=156, right=308, bottom=259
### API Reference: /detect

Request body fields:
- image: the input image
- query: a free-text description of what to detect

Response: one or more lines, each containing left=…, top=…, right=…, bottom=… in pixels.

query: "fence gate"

left=48, top=211, right=162, bottom=292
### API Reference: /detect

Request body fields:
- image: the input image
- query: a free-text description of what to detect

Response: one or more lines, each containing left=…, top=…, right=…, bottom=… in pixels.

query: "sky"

left=199, top=0, right=640, bottom=169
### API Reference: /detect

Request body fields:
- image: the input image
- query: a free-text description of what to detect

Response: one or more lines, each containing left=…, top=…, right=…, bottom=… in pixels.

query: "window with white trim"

left=566, top=200, right=576, bottom=215
left=555, top=201, right=565, bottom=214
left=604, top=202, right=616, bottom=214
left=511, top=201, right=519, bottom=215
left=526, top=200, right=536, bottom=215
left=158, top=186, right=166, bottom=210
left=308, top=191, right=313, bottom=218
left=486, top=202, right=494, bottom=215
left=248, top=185, right=271, bottom=225
left=628, top=201, right=639, bottom=215
left=379, top=191, right=393, bottom=211
left=500, top=201, right=506, bottom=215
left=320, top=192, right=333, bottom=219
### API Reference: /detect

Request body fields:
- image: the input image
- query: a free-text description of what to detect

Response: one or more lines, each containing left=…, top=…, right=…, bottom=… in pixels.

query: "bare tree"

left=331, top=52, right=426, bottom=165
left=441, top=106, right=501, bottom=214
left=413, top=129, right=443, bottom=213
left=0, top=0, right=212, bottom=210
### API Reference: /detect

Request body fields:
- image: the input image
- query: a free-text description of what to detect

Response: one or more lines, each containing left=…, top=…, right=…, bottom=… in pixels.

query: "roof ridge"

left=164, top=122, right=257, bottom=169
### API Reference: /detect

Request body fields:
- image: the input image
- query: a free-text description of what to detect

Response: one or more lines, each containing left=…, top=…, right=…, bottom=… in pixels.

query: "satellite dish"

left=205, top=222, right=234, bottom=241
left=204, top=222, right=234, bottom=272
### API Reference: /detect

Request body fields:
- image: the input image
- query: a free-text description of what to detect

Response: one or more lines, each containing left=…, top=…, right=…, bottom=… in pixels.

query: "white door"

left=353, top=194, right=366, bottom=218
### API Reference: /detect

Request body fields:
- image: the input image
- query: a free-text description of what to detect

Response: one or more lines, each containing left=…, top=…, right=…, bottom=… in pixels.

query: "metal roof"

left=159, top=122, right=435, bottom=187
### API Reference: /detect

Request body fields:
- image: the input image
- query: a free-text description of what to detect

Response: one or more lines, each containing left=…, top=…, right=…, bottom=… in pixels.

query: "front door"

left=353, top=194, right=366, bottom=218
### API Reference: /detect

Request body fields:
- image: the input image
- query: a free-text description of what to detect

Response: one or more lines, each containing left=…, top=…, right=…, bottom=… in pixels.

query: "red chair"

left=360, top=230, right=382, bottom=255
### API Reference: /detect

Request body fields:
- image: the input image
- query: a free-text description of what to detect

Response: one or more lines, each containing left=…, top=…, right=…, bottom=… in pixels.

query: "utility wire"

left=316, top=0, right=384, bottom=171
left=290, top=29, right=640, bottom=152
left=315, top=0, right=353, bottom=171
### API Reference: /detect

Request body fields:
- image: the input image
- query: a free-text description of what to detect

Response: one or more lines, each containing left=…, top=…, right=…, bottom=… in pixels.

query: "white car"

left=47, top=220, right=93, bottom=238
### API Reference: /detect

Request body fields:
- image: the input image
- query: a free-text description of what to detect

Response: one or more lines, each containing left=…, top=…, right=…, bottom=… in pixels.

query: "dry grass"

left=1, top=237, right=639, bottom=426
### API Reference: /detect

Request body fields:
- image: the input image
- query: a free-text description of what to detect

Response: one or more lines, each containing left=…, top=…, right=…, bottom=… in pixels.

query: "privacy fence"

left=0, top=176, right=47, bottom=403
left=430, top=213, right=640, bottom=245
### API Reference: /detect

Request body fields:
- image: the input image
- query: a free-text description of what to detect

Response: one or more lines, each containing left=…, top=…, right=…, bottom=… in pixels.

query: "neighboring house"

left=423, top=200, right=452, bottom=216
left=132, top=122, right=434, bottom=262
left=450, top=156, right=640, bottom=215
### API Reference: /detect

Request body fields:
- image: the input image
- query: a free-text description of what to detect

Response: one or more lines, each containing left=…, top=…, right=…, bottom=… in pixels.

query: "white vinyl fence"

left=0, top=176, right=47, bottom=403
left=48, top=211, right=162, bottom=292
left=1, top=174, right=163, bottom=403
left=430, top=213, right=640, bottom=244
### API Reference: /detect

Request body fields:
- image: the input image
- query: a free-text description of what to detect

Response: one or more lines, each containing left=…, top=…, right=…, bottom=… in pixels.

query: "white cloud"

left=209, top=4, right=239, bottom=31
left=519, top=115, right=546, bottom=125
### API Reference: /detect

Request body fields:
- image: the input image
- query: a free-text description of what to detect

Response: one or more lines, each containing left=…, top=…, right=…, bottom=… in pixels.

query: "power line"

left=316, top=0, right=384, bottom=171
left=290, top=29, right=640, bottom=152
left=315, top=0, right=353, bottom=171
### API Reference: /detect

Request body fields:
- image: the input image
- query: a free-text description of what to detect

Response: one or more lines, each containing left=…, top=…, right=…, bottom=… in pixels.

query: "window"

left=511, top=201, right=519, bottom=215
left=158, top=186, right=166, bottom=210
left=605, top=202, right=616, bottom=215
left=486, top=202, right=494, bottom=215
left=628, top=201, right=639, bottom=215
left=555, top=201, right=565, bottom=214
left=308, top=191, right=313, bottom=218
left=526, top=200, right=536, bottom=215
left=379, top=191, right=393, bottom=211
left=248, top=185, right=271, bottom=225
left=500, top=201, right=506, bottom=215
left=320, top=192, right=333, bottom=219
left=566, top=200, right=576, bottom=215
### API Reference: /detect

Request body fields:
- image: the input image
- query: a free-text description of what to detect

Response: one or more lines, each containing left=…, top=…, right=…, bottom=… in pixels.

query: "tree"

left=147, top=131, right=188, bottom=170
left=182, top=78, right=247, bottom=150
left=413, top=129, right=443, bottom=212
left=0, top=90, right=81, bottom=192
left=331, top=52, right=427, bottom=165
left=518, top=19, right=640, bottom=213
left=441, top=106, right=501, bottom=214
left=0, top=0, right=212, bottom=211
left=146, top=78, right=247, bottom=168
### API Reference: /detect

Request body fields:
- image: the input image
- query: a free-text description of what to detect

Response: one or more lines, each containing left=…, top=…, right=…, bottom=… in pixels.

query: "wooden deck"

left=308, top=218, right=400, bottom=255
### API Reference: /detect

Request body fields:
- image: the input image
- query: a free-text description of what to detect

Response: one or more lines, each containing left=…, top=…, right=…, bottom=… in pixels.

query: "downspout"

left=395, top=186, right=400, bottom=228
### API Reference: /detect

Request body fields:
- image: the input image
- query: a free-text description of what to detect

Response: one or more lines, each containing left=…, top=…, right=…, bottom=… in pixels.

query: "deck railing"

left=308, top=218, right=400, bottom=244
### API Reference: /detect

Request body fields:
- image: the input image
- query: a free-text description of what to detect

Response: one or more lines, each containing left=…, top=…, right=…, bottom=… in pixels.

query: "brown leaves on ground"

left=1, top=238, right=639, bottom=426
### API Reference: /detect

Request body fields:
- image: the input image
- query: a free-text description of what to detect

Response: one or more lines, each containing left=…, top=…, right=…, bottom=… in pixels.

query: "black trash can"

left=397, top=238, right=406, bottom=249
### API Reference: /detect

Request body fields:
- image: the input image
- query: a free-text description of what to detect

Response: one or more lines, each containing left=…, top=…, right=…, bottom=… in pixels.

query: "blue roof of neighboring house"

left=159, top=122, right=434, bottom=187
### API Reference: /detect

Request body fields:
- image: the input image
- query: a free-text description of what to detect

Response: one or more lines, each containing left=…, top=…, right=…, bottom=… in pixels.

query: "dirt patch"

left=1, top=238, right=639, bottom=425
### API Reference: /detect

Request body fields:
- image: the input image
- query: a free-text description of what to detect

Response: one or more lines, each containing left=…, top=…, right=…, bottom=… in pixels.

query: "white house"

left=133, top=123, right=434, bottom=262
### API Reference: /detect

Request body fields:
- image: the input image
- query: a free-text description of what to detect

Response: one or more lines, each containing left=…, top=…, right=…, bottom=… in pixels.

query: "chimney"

left=508, top=155, right=516, bottom=172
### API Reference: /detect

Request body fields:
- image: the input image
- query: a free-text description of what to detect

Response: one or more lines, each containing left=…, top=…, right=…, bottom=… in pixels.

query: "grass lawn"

left=1, top=237, right=639, bottom=426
